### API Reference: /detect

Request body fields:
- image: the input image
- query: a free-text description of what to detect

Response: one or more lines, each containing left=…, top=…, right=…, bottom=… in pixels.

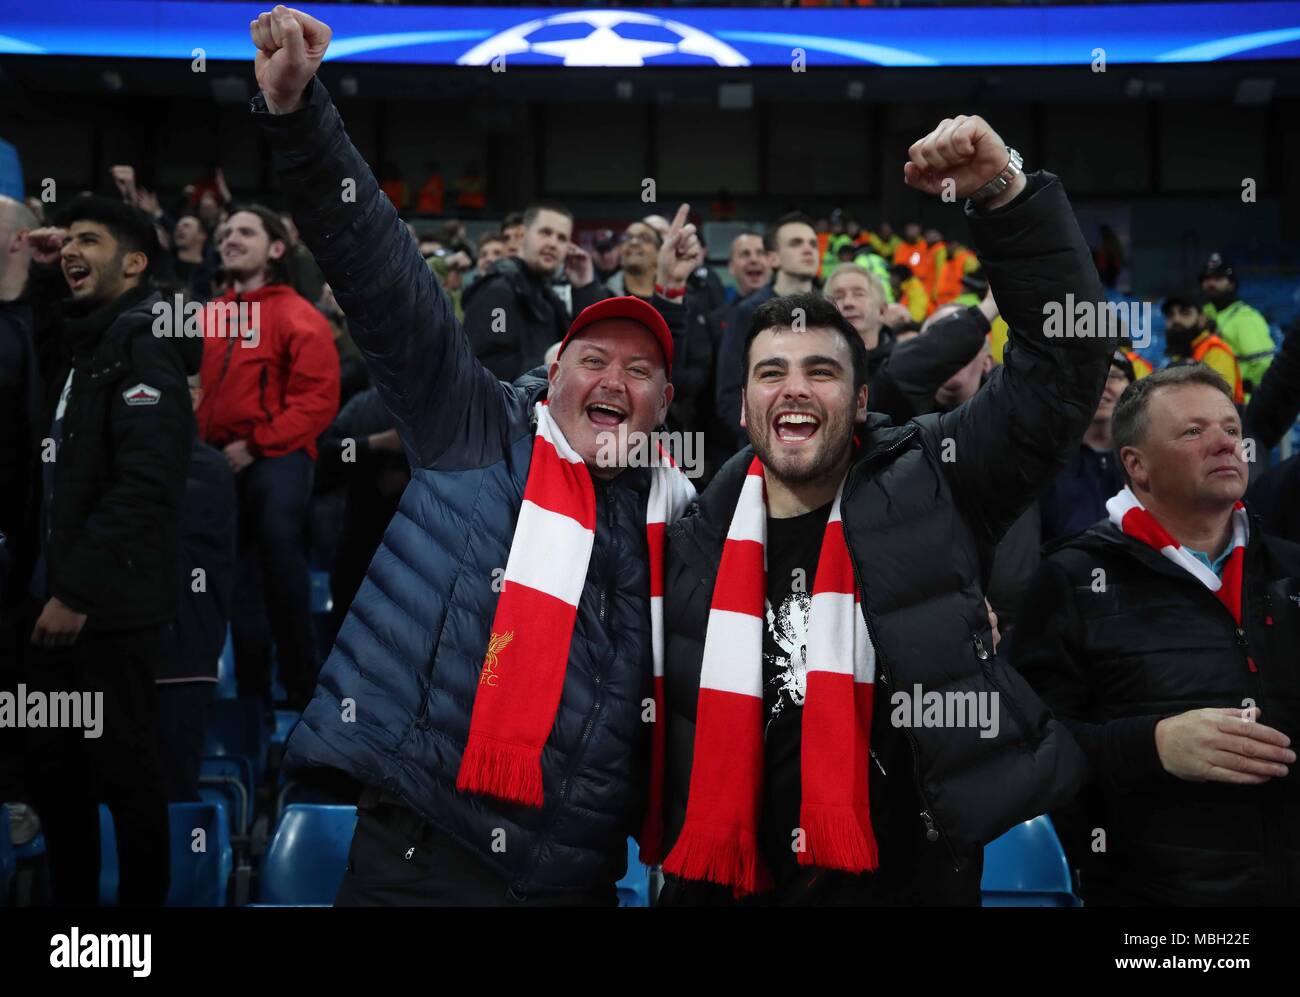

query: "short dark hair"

left=764, top=212, right=816, bottom=253
left=223, top=203, right=291, bottom=284
left=1112, top=363, right=1235, bottom=456
left=743, top=292, right=870, bottom=392
left=501, top=211, right=525, bottom=231
left=522, top=202, right=573, bottom=229
left=1160, top=295, right=1198, bottom=316
left=54, top=195, right=159, bottom=275
left=729, top=230, right=764, bottom=255
left=477, top=231, right=506, bottom=251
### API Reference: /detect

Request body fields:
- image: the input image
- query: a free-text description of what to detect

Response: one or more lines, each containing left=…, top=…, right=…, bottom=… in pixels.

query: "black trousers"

left=24, top=626, right=171, bottom=907
left=334, top=790, right=617, bottom=907
left=156, top=681, right=215, bottom=802
left=231, top=450, right=319, bottom=710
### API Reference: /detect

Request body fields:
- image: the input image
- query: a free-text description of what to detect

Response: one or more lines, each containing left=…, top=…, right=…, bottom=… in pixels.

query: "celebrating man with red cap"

left=247, top=6, right=698, bottom=904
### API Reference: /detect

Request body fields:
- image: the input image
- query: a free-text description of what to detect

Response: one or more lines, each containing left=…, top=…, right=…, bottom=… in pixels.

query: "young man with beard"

left=1012, top=366, right=1300, bottom=905
left=1162, top=295, right=1243, bottom=404
left=196, top=203, right=340, bottom=711
left=247, top=6, right=700, bottom=905
left=22, top=196, right=198, bottom=906
left=653, top=116, right=1110, bottom=904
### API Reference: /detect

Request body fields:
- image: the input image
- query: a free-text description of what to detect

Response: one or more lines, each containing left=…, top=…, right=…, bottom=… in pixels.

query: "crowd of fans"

left=1, top=121, right=1297, bottom=904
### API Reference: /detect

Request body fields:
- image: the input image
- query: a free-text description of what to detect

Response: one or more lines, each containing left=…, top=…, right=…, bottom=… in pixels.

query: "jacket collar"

left=216, top=281, right=294, bottom=304
left=1049, top=510, right=1267, bottom=589
left=59, top=284, right=154, bottom=361
left=464, top=257, right=557, bottom=323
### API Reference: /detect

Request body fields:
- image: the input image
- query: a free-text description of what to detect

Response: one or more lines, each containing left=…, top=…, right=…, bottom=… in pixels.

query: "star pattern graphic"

left=530, top=27, right=678, bottom=66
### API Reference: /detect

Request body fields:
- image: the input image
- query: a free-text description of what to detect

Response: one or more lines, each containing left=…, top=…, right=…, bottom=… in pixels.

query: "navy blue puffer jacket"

left=257, top=78, right=687, bottom=897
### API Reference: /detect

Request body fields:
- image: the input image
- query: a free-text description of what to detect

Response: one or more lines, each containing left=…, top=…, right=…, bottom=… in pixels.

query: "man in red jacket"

left=196, top=204, right=339, bottom=709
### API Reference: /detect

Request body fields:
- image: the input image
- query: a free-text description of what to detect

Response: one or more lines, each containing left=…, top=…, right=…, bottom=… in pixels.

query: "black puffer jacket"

left=461, top=257, right=609, bottom=381
left=662, top=173, right=1105, bottom=895
left=1010, top=519, right=1300, bottom=905
left=43, top=286, right=198, bottom=630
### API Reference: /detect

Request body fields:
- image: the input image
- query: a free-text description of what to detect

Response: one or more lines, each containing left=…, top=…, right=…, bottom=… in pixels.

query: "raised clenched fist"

left=250, top=5, right=332, bottom=114
left=903, top=115, right=1019, bottom=205
left=28, top=227, right=68, bottom=266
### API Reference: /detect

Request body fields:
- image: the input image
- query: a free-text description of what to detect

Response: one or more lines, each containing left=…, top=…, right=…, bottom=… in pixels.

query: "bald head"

left=0, top=195, right=38, bottom=299
left=0, top=195, right=36, bottom=229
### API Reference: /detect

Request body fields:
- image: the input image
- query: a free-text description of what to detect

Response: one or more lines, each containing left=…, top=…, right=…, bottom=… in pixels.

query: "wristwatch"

left=968, top=147, right=1024, bottom=206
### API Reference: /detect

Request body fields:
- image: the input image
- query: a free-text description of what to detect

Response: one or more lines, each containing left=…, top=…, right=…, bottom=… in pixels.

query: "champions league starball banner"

left=2, top=1, right=1300, bottom=67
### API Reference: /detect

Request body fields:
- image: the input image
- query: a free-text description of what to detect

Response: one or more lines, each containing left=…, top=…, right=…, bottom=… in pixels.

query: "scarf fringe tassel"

left=456, top=737, right=544, bottom=807
left=797, top=805, right=879, bottom=873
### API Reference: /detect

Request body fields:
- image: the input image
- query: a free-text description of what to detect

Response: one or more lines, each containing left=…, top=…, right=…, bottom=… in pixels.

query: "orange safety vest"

left=893, top=239, right=926, bottom=270
left=915, top=240, right=944, bottom=299
left=1124, top=349, right=1153, bottom=379
left=417, top=174, right=444, bottom=215
left=935, top=249, right=974, bottom=304
left=1190, top=333, right=1244, bottom=404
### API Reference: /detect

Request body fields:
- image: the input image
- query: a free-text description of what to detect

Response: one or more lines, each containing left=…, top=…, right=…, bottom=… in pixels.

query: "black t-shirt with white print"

left=759, top=499, right=833, bottom=892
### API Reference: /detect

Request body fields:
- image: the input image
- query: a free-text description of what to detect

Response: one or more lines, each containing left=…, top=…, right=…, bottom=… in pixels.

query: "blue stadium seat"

left=216, top=628, right=237, bottom=699
left=166, top=801, right=233, bottom=906
left=616, top=837, right=649, bottom=907
left=270, top=709, right=301, bottom=749
left=98, top=805, right=118, bottom=906
left=257, top=804, right=357, bottom=906
left=98, top=802, right=233, bottom=906
left=310, top=570, right=333, bottom=615
left=981, top=815, right=1078, bottom=907
left=272, top=774, right=344, bottom=827
left=0, top=806, right=14, bottom=907
left=13, top=831, right=44, bottom=862
left=204, top=697, right=269, bottom=783
left=198, top=755, right=252, bottom=837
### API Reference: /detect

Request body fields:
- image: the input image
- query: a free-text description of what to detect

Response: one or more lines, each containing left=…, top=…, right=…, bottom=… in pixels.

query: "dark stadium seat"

left=166, top=801, right=234, bottom=906
left=204, top=697, right=269, bottom=783
left=272, top=775, right=342, bottom=827
left=980, top=815, right=1079, bottom=907
left=0, top=806, right=14, bottom=906
left=216, top=628, right=237, bottom=700
left=98, top=804, right=117, bottom=906
left=270, top=709, right=301, bottom=749
left=256, top=804, right=357, bottom=906
left=199, top=756, right=252, bottom=838
left=310, top=569, right=333, bottom=615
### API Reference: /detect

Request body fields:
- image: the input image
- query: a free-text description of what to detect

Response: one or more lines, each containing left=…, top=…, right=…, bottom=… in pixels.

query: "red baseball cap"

left=557, top=295, right=673, bottom=373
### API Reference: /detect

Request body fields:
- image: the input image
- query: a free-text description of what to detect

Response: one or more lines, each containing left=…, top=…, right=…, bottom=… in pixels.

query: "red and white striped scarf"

left=1106, top=486, right=1250, bottom=654
left=662, top=457, right=878, bottom=895
left=456, top=403, right=696, bottom=827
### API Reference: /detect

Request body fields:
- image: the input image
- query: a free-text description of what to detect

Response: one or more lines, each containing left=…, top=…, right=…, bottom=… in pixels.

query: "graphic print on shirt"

left=764, top=589, right=810, bottom=734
